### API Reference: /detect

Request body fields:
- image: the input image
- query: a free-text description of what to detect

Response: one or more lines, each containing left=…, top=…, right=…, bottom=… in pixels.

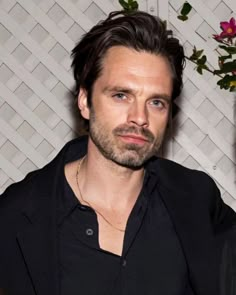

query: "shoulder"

left=0, top=137, right=82, bottom=209
left=153, top=158, right=236, bottom=230
left=0, top=168, right=44, bottom=229
left=0, top=136, right=88, bottom=215
left=149, top=157, right=217, bottom=193
left=0, top=169, right=38, bottom=209
left=0, top=149, right=58, bottom=213
left=147, top=157, right=224, bottom=216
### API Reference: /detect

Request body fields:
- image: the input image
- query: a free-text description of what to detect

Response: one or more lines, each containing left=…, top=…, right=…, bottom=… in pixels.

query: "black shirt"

left=58, top=146, right=189, bottom=295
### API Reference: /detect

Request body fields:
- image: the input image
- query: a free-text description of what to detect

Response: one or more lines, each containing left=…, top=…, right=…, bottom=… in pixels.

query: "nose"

left=127, top=101, right=149, bottom=127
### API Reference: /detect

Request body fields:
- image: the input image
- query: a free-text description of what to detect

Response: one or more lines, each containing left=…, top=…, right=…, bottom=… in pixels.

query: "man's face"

left=79, top=46, right=173, bottom=168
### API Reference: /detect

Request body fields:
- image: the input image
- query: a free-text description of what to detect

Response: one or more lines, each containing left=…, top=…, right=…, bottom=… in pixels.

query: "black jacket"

left=220, top=225, right=236, bottom=295
left=0, top=137, right=235, bottom=295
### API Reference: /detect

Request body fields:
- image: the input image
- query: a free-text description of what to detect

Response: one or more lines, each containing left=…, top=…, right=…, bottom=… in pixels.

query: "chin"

left=110, top=152, right=150, bottom=169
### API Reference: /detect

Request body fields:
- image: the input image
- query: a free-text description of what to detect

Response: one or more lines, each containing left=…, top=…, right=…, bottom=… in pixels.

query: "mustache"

left=113, top=125, right=155, bottom=142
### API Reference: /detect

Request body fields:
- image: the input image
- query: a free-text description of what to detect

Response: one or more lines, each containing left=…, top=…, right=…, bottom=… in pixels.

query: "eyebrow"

left=103, top=86, right=133, bottom=95
left=103, top=86, right=171, bottom=103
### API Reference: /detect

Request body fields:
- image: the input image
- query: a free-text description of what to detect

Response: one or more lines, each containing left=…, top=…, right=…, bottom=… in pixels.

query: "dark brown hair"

left=71, top=10, right=185, bottom=105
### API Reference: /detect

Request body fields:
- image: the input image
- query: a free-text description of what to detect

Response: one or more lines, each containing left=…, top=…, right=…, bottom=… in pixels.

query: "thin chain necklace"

left=76, top=156, right=126, bottom=232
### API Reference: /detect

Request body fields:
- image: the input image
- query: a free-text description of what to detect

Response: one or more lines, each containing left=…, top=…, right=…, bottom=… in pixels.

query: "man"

left=0, top=10, right=235, bottom=295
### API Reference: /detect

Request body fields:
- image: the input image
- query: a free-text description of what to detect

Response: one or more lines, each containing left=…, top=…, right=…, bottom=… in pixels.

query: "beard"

left=88, top=107, right=166, bottom=169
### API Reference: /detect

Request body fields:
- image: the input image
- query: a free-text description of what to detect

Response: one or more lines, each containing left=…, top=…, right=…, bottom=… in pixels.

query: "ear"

left=78, top=88, right=90, bottom=120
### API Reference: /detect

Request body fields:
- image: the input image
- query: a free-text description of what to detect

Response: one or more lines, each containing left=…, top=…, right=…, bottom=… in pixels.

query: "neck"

left=79, top=141, right=145, bottom=209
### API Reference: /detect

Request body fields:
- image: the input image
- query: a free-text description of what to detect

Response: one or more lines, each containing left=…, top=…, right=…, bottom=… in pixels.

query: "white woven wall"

left=0, top=0, right=235, bottom=209
left=168, top=0, right=236, bottom=209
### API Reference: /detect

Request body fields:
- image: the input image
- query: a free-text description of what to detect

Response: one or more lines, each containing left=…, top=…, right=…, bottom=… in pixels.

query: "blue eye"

left=113, top=93, right=126, bottom=100
left=150, top=99, right=165, bottom=108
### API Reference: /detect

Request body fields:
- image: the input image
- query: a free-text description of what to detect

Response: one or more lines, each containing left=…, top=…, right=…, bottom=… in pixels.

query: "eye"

left=149, top=99, right=167, bottom=109
left=112, top=93, right=127, bottom=100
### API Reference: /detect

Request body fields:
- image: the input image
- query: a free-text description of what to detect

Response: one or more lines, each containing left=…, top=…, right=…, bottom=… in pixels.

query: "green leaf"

left=216, top=75, right=236, bottom=90
left=119, top=0, right=138, bottom=11
left=190, top=47, right=204, bottom=61
left=219, top=45, right=236, bottom=55
left=201, top=64, right=209, bottom=70
left=180, top=2, right=192, bottom=16
left=177, top=2, right=192, bottom=21
left=196, top=66, right=203, bottom=75
left=119, top=0, right=125, bottom=6
left=214, top=61, right=236, bottom=74
left=196, top=50, right=204, bottom=58
left=197, top=55, right=207, bottom=65
left=177, top=15, right=188, bottom=21
left=119, top=0, right=129, bottom=9
left=217, top=79, right=229, bottom=90
left=131, top=1, right=138, bottom=10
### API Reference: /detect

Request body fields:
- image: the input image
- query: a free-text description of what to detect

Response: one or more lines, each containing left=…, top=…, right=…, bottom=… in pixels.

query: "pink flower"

left=219, top=17, right=236, bottom=38
left=213, top=34, right=223, bottom=42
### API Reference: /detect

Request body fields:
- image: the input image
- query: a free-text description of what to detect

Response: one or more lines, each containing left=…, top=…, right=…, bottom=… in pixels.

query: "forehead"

left=102, top=46, right=172, bottom=74
left=97, top=46, right=173, bottom=95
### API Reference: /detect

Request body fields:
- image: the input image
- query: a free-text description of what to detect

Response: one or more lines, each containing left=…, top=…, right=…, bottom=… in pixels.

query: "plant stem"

left=185, top=56, right=223, bottom=78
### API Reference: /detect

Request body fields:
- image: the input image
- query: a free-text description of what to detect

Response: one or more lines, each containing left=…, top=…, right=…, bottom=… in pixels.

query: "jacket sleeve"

left=209, top=180, right=236, bottom=233
left=220, top=226, right=236, bottom=295
left=207, top=176, right=236, bottom=295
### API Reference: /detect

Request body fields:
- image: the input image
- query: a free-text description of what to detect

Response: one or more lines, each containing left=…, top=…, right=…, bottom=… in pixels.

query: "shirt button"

left=86, top=228, right=94, bottom=236
left=79, top=205, right=87, bottom=211
left=122, top=259, right=127, bottom=267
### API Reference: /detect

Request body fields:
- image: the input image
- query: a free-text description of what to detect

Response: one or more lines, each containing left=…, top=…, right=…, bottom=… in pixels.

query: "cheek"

left=98, top=105, right=128, bottom=124
left=150, top=115, right=169, bottom=134
left=90, top=107, right=114, bottom=130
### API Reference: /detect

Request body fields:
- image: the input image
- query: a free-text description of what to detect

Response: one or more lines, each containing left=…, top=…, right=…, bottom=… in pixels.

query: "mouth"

left=118, top=134, right=150, bottom=145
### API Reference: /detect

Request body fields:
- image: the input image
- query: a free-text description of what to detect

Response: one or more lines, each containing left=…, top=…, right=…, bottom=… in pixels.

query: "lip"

left=118, top=134, right=149, bottom=144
